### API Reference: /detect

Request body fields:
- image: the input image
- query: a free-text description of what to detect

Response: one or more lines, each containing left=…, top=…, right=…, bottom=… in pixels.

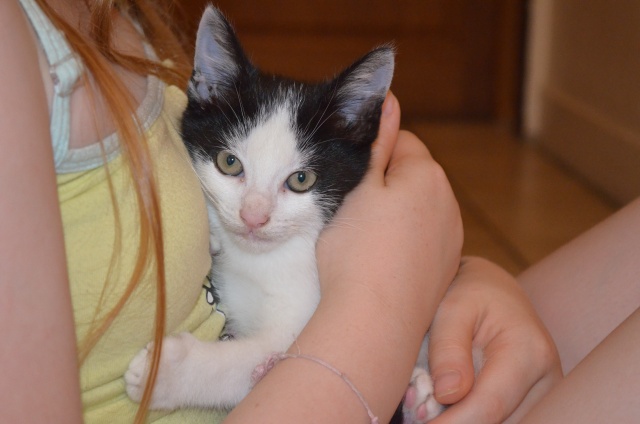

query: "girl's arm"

left=225, top=93, right=463, bottom=423
left=0, top=1, right=83, bottom=422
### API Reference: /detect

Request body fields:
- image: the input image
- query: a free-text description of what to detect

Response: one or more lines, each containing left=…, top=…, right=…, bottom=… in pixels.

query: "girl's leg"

left=520, top=307, right=640, bottom=423
left=518, top=198, right=640, bottom=373
left=517, top=198, right=640, bottom=422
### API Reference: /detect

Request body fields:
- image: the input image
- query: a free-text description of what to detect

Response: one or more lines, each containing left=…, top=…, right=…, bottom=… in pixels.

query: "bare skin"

left=521, top=308, right=640, bottom=423
left=520, top=198, right=640, bottom=374
left=519, top=198, right=640, bottom=422
left=0, top=1, right=83, bottom=422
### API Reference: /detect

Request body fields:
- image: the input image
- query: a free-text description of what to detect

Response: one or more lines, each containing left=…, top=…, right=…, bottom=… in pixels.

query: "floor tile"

left=407, top=122, right=617, bottom=271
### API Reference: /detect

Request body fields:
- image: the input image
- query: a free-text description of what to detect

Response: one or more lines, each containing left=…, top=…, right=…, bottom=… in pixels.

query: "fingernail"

left=435, top=370, right=462, bottom=398
left=382, top=92, right=395, bottom=115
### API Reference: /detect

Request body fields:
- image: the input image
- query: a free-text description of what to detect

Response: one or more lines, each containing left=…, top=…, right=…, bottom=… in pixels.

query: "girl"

left=1, top=1, right=561, bottom=423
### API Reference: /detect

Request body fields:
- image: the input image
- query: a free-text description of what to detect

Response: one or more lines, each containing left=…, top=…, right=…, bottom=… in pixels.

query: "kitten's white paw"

left=125, top=332, right=197, bottom=410
left=402, top=367, right=444, bottom=423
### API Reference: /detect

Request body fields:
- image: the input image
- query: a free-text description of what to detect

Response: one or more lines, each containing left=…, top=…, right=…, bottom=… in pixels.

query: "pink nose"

left=240, top=208, right=270, bottom=229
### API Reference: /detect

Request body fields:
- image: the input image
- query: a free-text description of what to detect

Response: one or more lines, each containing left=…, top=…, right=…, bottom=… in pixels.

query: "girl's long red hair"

left=35, top=1, right=193, bottom=422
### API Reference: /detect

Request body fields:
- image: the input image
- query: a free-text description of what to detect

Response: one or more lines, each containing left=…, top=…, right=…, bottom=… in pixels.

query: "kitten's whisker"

left=307, top=109, right=339, bottom=142
left=312, top=137, right=341, bottom=147
left=220, top=94, right=242, bottom=125
left=300, top=87, right=326, bottom=136
left=306, top=84, right=338, bottom=141
left=315, top=222, right=368, bottom=247
left=324, top=220, right=366, bottom=232
left=187, top=155, right=219, bottom=206
left=198, top=180, right=218, bottom=206
left=302, top=105, right=320, bottom=136
left=331, top=217, right=374, bottom=224
left=210, top=102, right=234, bottom=128
left=234, top=82, right=248, bottom=128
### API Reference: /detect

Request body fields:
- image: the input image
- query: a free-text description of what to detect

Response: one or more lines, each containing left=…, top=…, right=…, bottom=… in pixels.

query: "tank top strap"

left=18, top=0, right=84, bottom=169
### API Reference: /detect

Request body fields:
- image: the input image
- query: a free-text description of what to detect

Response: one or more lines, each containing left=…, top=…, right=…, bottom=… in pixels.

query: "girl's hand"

left=317, top=92, right=463, bottom=334
left=428, top=257, right=562, bottom=424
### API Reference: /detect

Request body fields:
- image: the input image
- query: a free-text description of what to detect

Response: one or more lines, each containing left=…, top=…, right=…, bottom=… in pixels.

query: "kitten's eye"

left=215, top=151, right=243, bottom=176
left=286, top=171, right=317, bottom=193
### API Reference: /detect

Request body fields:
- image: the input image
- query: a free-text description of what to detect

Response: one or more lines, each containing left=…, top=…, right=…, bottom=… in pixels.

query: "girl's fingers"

left=428, top=300, right=477, bottom=406
left=432, top=339, right=558, bottom=424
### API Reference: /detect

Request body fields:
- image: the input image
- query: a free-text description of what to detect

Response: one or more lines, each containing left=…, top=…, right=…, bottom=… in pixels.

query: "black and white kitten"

left=126, top=6, right=442, bottom=423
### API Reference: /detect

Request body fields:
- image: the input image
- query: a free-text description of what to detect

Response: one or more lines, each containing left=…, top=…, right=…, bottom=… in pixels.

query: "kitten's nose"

left=240, top=192, right=272, bottom=230
left=240, top=208, right=270, bottom=229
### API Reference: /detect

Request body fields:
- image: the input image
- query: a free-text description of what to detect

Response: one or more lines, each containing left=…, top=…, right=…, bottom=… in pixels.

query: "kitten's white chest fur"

left=209, top=205, right=321, bottom=340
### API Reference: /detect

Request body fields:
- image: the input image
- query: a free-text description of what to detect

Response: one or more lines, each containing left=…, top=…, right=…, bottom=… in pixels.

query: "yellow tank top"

left=58, top=85, right=227, bottom=423
left=18, top=1, right=227, bottom=419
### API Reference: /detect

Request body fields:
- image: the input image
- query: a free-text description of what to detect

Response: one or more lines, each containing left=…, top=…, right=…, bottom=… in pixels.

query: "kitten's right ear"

left=189, top=6, right=247, bottom=101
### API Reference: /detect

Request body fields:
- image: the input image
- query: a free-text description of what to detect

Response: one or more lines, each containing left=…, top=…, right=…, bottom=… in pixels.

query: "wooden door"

left=175, top=0, right=526, bottom=126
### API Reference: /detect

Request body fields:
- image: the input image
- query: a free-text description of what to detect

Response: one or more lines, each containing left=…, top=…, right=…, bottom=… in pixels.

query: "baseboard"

left=535, top=86, right=640, bottom=205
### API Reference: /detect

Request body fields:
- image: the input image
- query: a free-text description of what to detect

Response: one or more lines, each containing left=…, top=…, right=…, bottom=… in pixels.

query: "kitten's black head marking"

left=181, top=6, right=395, bottom=220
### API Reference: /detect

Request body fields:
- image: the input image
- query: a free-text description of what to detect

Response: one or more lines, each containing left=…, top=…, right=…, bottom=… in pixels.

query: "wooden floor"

left=406, top=122, right=618, bottom=275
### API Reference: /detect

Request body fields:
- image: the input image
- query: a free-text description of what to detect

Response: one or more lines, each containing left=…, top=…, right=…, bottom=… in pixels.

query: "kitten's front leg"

left=126, top=332, right=283, bottom=410
left=125, top=332, right=199, bottom=410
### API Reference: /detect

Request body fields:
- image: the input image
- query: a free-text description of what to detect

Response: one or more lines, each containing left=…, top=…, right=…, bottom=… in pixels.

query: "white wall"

left=524, top=0, right=640, bottom=204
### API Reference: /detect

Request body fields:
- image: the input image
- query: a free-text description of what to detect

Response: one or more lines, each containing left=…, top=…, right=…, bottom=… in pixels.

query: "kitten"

left=126, top=6, right=441, bottom=422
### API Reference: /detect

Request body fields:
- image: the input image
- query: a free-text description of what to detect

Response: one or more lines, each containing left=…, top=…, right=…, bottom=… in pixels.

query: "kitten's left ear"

left=335, top=45, right=395, bottom=124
